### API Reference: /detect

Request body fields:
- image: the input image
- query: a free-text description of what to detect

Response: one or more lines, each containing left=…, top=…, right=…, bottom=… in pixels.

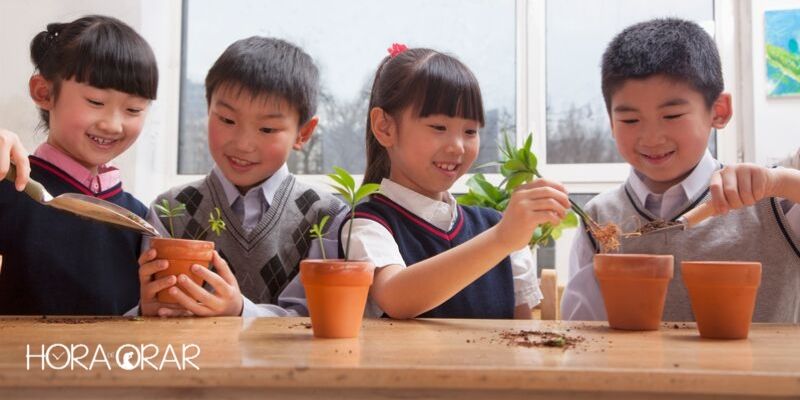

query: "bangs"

left=409, top=54, right=485, bottom=125
left=64, top=23, right=158, bottom=100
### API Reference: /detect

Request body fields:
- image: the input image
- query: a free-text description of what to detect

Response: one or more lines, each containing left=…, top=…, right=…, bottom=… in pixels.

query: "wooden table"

left=0, top=317, right=797, bottom=399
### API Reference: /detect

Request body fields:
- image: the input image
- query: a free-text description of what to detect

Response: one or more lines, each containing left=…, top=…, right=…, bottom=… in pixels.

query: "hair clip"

left=387, top=43, right=408, bottom=58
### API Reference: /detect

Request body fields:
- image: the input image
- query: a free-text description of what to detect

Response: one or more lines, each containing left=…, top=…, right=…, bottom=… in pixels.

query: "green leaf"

left=501, top=133, right=515, bottom=160
left=474, top=177, right=504, bottom=203
left=474, top=161, right=503, bottom=171
left=502, top=159, right=527, bottom=173
left=523, top=134, right=533, bottom=153
left=506, top=172, right=533, bottom=191
left=465, top=174, right=491, bottom=199
left=207, top=208, right=227, bottom=236
left=327, top=173, right=351, bottom=192
left=561, top=211, right=579, bottom=228
left=354, top=183, right=381, bottom=203
left=329, top=185, right=353, bottom=203
left=456, top=193, right=482, bottom=206
left=332, top=166, right=355, bottom=189
left=153, top=204, right=169, bottom=216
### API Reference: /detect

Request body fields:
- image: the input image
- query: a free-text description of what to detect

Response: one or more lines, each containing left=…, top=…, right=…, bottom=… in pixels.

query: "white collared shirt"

left=561, top=151, right=800, bottom=321
left=343, top=178, right=543, bottom=318
left=213, top=164, right=289, bottom=233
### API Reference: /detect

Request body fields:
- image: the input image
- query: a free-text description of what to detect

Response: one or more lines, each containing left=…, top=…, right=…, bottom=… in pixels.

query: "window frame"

left=147, top=0, right=744, bottom=281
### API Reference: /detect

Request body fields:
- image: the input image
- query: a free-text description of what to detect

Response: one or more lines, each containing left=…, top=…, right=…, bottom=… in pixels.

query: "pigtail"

left=363, top=56, right=393, bottom=185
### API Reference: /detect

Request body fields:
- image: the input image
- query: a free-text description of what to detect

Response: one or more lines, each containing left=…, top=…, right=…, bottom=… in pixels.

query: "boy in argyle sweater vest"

left=136, top=37, right=347, bottom=317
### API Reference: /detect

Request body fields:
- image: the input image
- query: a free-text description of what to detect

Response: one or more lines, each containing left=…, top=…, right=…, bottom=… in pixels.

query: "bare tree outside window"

left=545, top=0, right=715, bottom=164
left=179, top=0, right=516, bottom=176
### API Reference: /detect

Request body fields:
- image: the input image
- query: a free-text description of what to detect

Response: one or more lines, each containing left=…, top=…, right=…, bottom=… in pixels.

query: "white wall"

left=747, top=0, right=800, bottom=166
left=0, top=0, right=180, bottom=205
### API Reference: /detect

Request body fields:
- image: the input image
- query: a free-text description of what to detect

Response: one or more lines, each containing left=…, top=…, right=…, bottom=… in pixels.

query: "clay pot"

left=682, top=261, right=761, bottom=339
left=594, top=254, right=674, bottom=330
left=300, top=260, right=375, bottom=338
left=151, top=237, right=215, bottom=304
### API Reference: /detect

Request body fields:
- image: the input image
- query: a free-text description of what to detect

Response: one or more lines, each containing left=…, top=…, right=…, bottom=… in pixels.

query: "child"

left=137, top=37, right=347, bottom=317
left=345, top=46, right=571, bottom=320
left=561, top=18, right=800, bottom=323
left=0, top=15, right=159, bottom=314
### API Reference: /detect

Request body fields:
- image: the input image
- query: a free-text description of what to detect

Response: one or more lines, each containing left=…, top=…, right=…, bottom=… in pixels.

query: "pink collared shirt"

left=33, top=143, right=121, bottom=193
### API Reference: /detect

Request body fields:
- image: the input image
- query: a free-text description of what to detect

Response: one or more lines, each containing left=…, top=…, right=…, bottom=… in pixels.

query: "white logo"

left=26, top=343, right=201, bottom=371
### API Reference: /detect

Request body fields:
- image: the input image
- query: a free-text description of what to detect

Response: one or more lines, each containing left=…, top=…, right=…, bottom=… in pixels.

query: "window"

left=544, top=0, right=716, bottom=165
left=178, top=0, right=516, bottom=176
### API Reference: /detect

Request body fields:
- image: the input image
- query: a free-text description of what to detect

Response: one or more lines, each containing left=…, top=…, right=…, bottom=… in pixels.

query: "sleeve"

left=340, top=218, right=406, bottom=268
left=560, top=225, right=607, bottom=321
left=241, top=273, right=308, bottom=317
left=508, top=246, right=543, bottom=308
left=341, top=217, right=406, bottom=318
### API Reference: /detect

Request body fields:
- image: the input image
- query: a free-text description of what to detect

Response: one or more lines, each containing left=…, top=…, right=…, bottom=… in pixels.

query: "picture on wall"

left=765, top=8, right=800, bottom=97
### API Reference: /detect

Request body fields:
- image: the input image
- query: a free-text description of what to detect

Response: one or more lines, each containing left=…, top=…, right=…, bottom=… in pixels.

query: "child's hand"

left=169, top=251, right=244, bottom=317
left=0, top=128, right=30, bottom=191
left=496, top=178, right=570, bottom=251
left=709, top=163, right=778, bottom=214
left=138, top=248, right=193, bottom=317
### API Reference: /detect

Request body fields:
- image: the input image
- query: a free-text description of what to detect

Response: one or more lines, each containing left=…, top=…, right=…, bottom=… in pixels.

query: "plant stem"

left=195, top=226, right=210, bottom=240
left=345, top=206, right=355, bottom=261
left=168, top=216, right=176, bottom=239
left=318, top=235, right=327, bottom=260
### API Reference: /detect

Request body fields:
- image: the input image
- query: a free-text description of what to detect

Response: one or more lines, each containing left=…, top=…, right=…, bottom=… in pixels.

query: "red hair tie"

left=387, top=43, right=408, bottom=58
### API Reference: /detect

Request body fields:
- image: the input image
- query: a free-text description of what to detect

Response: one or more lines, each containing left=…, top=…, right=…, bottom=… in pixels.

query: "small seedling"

left=309, top=215, right=331, bottom=260
left=154, top=199, right=227, bottom=240
left=316, top=167, right=381, bottom=260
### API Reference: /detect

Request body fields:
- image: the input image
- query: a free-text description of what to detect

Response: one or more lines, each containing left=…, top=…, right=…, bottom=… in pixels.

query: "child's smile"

left=385, top=110, right=479, bottom=200
left=225, top=154, right=259, bottom=172
left=433, top=161, right=461, bottom=177
left=207, top=86, right=315, bottom=195
left=638, top=149, right=676, bottom=165
left=609, top=75, right=730, bottom=193
left=40, top=79, right=149, bottom=174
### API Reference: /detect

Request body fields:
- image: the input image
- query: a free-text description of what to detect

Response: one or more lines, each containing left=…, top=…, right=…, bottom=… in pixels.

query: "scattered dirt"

left=495, top=330, right=585, bottom=349
left=289, top=322, right=313, bottom=330
left=633, top=219, right=682, bottom=235
left=36, top=316, right=119, bottom=324
left=663, top=322, right=691, bottom=329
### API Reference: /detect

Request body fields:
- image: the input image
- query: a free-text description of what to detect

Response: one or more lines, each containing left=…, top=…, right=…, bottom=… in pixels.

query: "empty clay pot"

left=594, top=254, right=674, bottom=330
left=151, top=237, right=215, bottom=304
left=682, top=261, right=761, bottom=339
left=300, top=260, right=375, bottom=338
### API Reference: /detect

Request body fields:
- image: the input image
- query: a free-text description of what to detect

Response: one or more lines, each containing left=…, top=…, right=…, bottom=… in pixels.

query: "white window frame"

left=140, top=1, right=745, bottom=279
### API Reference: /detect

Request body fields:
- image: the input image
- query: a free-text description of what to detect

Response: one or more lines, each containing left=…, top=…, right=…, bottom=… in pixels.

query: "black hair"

left=601, top=18, right=723, bottom=112
left=363, top=48, right=485, bottom=184
left=30, top=14, right=159, bottom=129
left=205, top=36, right=319, bottom=126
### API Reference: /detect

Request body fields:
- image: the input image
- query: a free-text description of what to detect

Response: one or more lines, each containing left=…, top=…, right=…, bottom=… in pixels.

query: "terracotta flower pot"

left=300, top=260, right=375, bottom=338
left=682, top=261, right=761, bottom=340
left=151, top=237, right=215, bottom=304
left=594, top=254, right=674, bottom=331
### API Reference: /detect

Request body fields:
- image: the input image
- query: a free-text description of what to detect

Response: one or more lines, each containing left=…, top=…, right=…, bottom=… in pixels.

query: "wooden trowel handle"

left=682, top=202, right=717, bottom=228
left=4, top=164, right=48, bottom=202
